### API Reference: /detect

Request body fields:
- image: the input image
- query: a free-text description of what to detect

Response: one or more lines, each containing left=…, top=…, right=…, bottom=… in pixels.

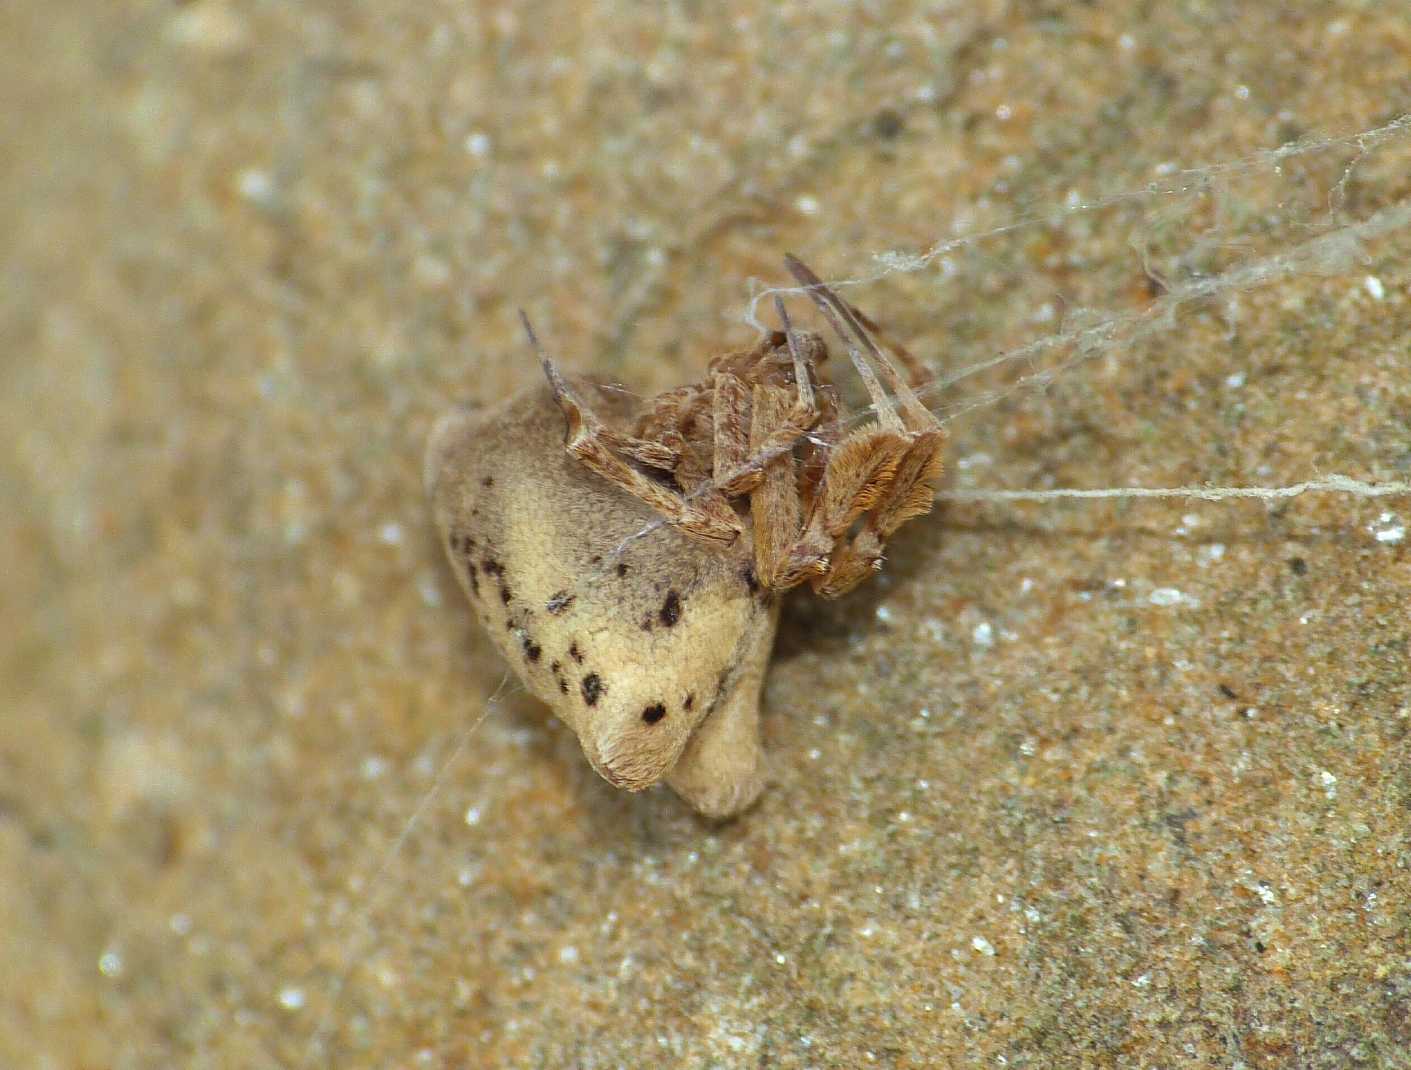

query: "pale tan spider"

left=427, top=256, right=946, bottom=816
left=530, top=255, right=947, bottom=598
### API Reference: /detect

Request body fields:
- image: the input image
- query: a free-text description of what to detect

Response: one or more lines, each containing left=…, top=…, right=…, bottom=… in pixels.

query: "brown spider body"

left=426, top=257, right=945, bottom=817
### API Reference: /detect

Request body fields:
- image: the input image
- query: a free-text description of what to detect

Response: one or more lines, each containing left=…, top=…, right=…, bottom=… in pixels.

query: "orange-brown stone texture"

left=4, top=2, right=1409, bottom=1066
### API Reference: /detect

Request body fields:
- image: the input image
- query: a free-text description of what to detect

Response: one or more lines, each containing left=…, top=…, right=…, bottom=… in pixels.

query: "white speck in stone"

left=417, top=573, right=442, bottom=607
left=1319, top=770, right=1337, bottom=799
left=875, top=605, right=893, bottom=623
left=1132, top=972, right=1152, bottom=988
left=360, top=755, right=388, bottom=780
left=897, top=810, right=912, bottom=823
left=1024, top=906, right=1041, bottom=923
left=1019, top=577, right=1034, bottom=594
left=170, top=5, right=250, bottom=52
left=858, top=921, right=877, bottom=938
left=956, top=452, right=992, bottom=470
left=995, top=103, right=1012, bottom=121
left=808, top=747, right=822, bottom=761
left=558, top=945, right=579, bottom=964
left=278, top=985, right=306, bottom=1011
left=1234, top=84, right=1251, bottom=100
left=1364, top=275, right=1385, bottom=300
left=795, top=194, right=821, bottom=215
left=379, top=522, right=402, bottom=545
left=98, top=950, right=124, bottom=978
left=1225, top=371, right=1246, bottom=389
left=1149, top=587, right=1183, bottom=607
left=414, top=255, right=450, bottom=289
left=913, top=83, right=938, bottom=104
left=1019, top=738, right=1037, bottom=757
left=237, top=168, right=275, bottom=204
left=971, top=935, right=996, bottom=956
left=1369, top=512, right=1404, bottom=544
left=1118, top=32, right=1135, bottom=50
left=457, top=866, right=478, bottom=887
left=464, top=131, right=492, bottom=157
left=1198, top=543, right=1226, bottom=565
left=464, top=805, right=482, bottom=827
left=169, top=913, right=193, bottom=935
left=972, top=622, right=994, bottom=647
left=775, top=952, right=788, bottom=965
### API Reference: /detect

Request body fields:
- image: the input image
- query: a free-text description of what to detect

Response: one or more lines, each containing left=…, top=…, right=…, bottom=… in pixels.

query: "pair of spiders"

left=426, top=256, right=945, bottom=816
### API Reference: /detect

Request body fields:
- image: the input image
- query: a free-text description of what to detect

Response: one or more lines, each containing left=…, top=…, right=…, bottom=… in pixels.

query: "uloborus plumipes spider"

left=425, top=256, right=945, bottom=817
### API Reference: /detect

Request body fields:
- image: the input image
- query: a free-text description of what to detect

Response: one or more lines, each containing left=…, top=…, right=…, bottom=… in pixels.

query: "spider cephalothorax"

left=426, top=257, right=945, bottom=817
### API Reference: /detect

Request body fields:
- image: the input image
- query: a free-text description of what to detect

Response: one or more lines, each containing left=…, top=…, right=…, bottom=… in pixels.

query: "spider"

left=425, top=256, right=945, bottom=817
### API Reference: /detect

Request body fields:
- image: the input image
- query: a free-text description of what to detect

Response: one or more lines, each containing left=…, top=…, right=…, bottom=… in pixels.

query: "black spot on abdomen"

left=641, top=703, right=666, bottom=725
left=581, top=673, right=604, bottom=706
left=659, top=590, right=681, bottom=628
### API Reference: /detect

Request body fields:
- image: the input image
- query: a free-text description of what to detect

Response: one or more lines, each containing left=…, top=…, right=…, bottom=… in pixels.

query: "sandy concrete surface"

left=4, top=2, right=1410, bottom=1067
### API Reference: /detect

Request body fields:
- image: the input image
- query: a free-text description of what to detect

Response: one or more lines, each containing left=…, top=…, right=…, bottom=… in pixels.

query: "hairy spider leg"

left=781, top=257, right=947, bottom=597
left=710, top=306, right=824, bottom=498
left=788, top=261, right=948, bottom=547
left=520, top=310, right=742, bottom=545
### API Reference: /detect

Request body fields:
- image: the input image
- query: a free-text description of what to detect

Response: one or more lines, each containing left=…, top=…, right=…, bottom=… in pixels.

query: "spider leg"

left=709, top=300, right=824, bottom=498
left=784, top=254, right=936, bottom=432
left=519, top=311, right=742, bottom=545
left=834, top=294, right=932, bottom=389
left=711, top=369, right=753, bottom=491
left=746, top=382, right=807, bottom=589
left=777, top=259, right=948, bottom=597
